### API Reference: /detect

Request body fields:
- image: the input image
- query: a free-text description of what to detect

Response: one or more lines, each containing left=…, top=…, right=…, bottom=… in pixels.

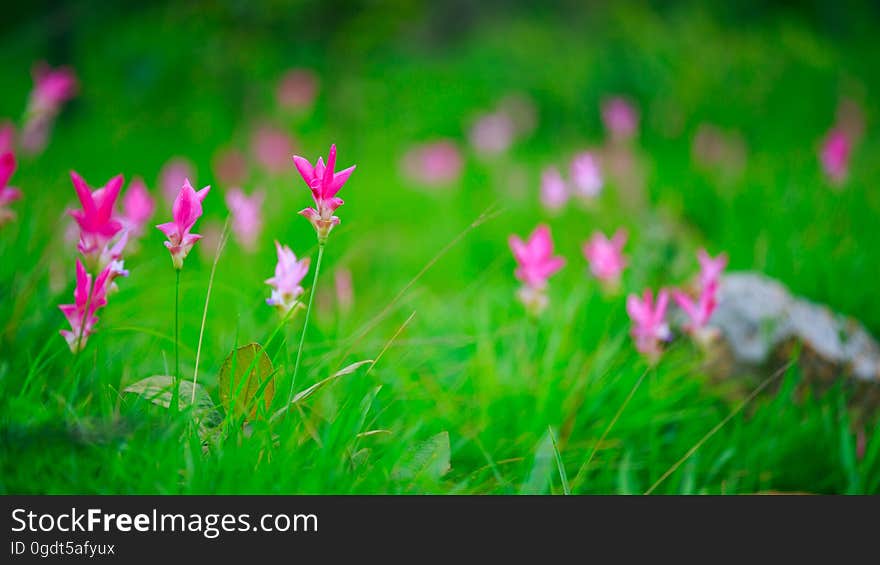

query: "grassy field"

left=2, top=1, right=880, bottom=494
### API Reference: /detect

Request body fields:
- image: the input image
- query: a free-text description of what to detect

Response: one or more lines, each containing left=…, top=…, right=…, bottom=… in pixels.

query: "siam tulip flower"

left=819, top=128, right=850, bottom=186
left=225, top=187, right=264, bottom=252
left=0, top=122, right=15, bottom=154
left=156, top=179, right=210, bottom=270
left=582, top=229, right=627, bottom=288
left=626, top=288, right=671, bottom=361
left=0, top=152, right=21, bottom=225
left=276, top=68, right=319, bottom=110
left=570, top=152, right=603, bottom=199
left=468, top=111, right=516, bottom=156
left=252, top=124, right=296, bottom=174
left=401, top=140, right=463, bottom=186
left=22, top=63, right=78, bottom=155
left=293, top=143, right=356, bottom=242
left=672, top=283, right=718, bottom=336
left=539, top=166, right=568, bottom=212
left=601, top=96, right=639, bottom=142
left=697, top=249, right=728, bottom=289
left=121, top=177, right=155, bottom=238
left=68, top=172, right=124, bottom=264
left=265, top=241, right=311, bottom=315
left=159, top=157, right=196, bottom=205
left=335, top=267, right=354, bottom=313
left=509, top=224, right=565, bottom=315
left=213, top=148, right=248, bottom=186
left=58, top=258, right=114, bottom=353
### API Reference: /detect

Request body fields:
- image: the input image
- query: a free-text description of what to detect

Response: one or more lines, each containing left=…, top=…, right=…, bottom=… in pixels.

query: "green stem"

left=288, top=243, right=325, bottom=406
left=171, top=269, right=181, bottom=415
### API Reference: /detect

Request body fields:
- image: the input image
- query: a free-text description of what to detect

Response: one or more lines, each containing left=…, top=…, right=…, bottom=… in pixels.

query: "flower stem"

left=288, top=243, right=325, bottom=407
left=171, top=268, right=181, bottom=415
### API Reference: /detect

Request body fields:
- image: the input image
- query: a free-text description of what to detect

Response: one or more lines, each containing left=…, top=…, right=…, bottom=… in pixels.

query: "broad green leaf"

left=392, top=431, right=451, bottom=481
left=124, top=375, right=213, bottom=412
left=218, top=343, right=275, bottom=421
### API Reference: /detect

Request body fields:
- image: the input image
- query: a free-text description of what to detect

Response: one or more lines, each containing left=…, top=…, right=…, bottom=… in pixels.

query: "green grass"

left=2, top=1, right=880, bottom=494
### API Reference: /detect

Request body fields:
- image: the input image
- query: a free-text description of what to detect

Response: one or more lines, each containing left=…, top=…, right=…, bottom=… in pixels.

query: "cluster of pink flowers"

left=508, top=224, right=566, bottom=315
left=21, top=63, right=78, bottom=155
left=539, top=152, right=603, bottom=212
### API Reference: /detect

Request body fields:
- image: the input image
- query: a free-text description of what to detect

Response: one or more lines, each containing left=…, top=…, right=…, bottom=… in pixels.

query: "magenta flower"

left=601, top=96, right=639, bottom=142
left=401, top=140, right=463, bottom=186
left=0, top=122, right=15, bottom=154
left=58, top=259, right=112, bottom=353
left=626, top=288, right=671, bottom=360
left=540, top=166, right=569, bottom=212
left=69, top=172, right=124, bottom=263
left=819, top=128, right=850, bottom=185
left=469, top=111, right=516, bottom=156
left=0, top=152, right=21, bottom=225
left=293, top=143, right=356, bottom=241
left=156, top=179, right=210, bottom=270
left=672, top=283, right=718, bottom=335
left=582, top=229, right=627, bottom=287
left=22, top=63, right=78, bottom=155
left=509, top=224, right=565, bottom=314
left=159, top=157, right=196, bottom=205
left=697, top=249, right=728, bottom=289
left=121, top=177, right=155, bottom=238
left=570, top=152, right=603, bottom=198
left=265, top=241, right=311, bottom=315
left=252, top=124, right=296, bottom=174
left=225, top=187, right=264, bottom=252
left=276, top=68, right=319, bottom=110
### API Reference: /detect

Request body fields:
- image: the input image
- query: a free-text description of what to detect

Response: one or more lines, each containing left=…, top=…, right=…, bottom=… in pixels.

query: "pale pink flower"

left=469, top=111, right=516, bottom=156
left=540, top=166, right=568, bottom=212
left=156, top=179, right=210, bottom=270
left=59, top=258, right=117, bottom=353
left=626, top=288, right=671, bottom=360
left=159, top=158, right=196, bottom=205
left=582, top=229, right=627, bottom=286
left=509, top=224, right=565, bottom=314
left=672, top=283, right=718, bottom=335
left=251, top=124, right=296, bottom=174
left=213, top=148, right=248, bottom=186
left=401, top=140, right=463, bottom=186
left=293, top=143, right=356, bottom=241
left=276, top=68, right=319, bottom=110
left=602, top=96, right=639, bottom=142
left=121, top=177, right=155, bottom=238
left=21, top=63, right=78, bottom=155
left=570, top=152, right=603, bottom=198
left=697, top=249, right=728, bottom=289
left=819, top=128, right=850, bottom=185
left=265, top=241, right=311, bottom=315
left=68, top=172, right=124, bottom=264
left=0, top=152, right=21, bottom=225
left=0, top=122, right=15, bottom=154
left=335, top=267, right=354, bottom=313
left=225, top=187, right=264, bottom=252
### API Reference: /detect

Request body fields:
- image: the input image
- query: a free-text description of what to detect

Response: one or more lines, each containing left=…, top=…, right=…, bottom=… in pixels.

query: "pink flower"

left=58, top=259, right=114, bottom=353
left=293, top=143, right=356, bottom=241
left=0, top=152, right=21, bottom=225
left=626, top=288, right=671, bottom=360
left=401, top=140, right=463, bottom=186
left=159, top=158, right=196, bottom=204
left=602, top=96, right=639, bottom=142
left=570, top=152, right=603, bottom=198
left=509, top=224, right=566, bottom=313
left=672, top=283, right=718, bottom=335
left=820, top=128, right=850, bottom=185
left=697, top=249, right=728, bottom=289
left=265, top=241, right=310, bottom=315
left=251, top=124, right=296, bottom=174
left=225, top=187, right=264, bottom=252
left=540, top=166, right=568, bottom=212
left=121, top=177, right=155, bottom=238
left=335, top=267, right=354, bottom=313
left=29, top=63, right=78, bottom=114
left=469, top=111, right=516, bottom=156
left=276, top=68, right=319, bottom=110
left=0, top=122, right=15, bottom=154
left=582, top=229, right=627, bottom=285
left=68, top=171, right=124, bottom=263
left=156, top=179, right=210, bottom=269
left=213, top=148, right=248, bottom=185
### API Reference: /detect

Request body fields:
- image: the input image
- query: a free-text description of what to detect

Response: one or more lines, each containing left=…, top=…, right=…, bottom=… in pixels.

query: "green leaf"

left=392, top=431, right=451, bottom=481
left=271, top=359, right=373, bottom=421
left=218, top=343, right=275, bottom=422
left=124, top=375, right=213, bottom=412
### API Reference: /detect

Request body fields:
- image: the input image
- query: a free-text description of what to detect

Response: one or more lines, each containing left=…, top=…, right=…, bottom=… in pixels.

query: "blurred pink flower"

left=276, top=68, right=319, bottom=110
left=602, top=96, right=639, bottom=142
left=819, top=128, right=850, bottom=185
left=697, top=249, right=728, bottom=289
left=540, top=166, right=568, bottom=212
left=159, top=158, right=196, bottom=205
left=213, top=148, right=248, bottom=186
left=335, top=267, right=354, bottom=313
left=0, top=122, right=15, bottom=154
left=672, top=283, right=718, bottom=335
left=0, top=152, right=21, bottom=225
left=293, top=143, right=355, bottom=241
left=59, top=258, right=116, bottom=353
left=121, top=177, right=155, bottom=238
left=509, top=224, right=565, bottom=292
left=401, top=140, right=463, bottom=186
left=626, top=288, right=671, bottom=360
left=570, top=152, right=603, bottom=198
left=21, top=63, right=78, bottom=155
left=265, top=241, right=310, bottom=315
left=225, top=187, right=264, bottom=252
left=68, top=171, right=124, bottom=263
left=251, top=124, right=296, bottom=174
left=469, top=111, right=515, bottom=156
left=582, top=229, right=627, bottom=286
left=156, top=179, right=210, bottom=270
